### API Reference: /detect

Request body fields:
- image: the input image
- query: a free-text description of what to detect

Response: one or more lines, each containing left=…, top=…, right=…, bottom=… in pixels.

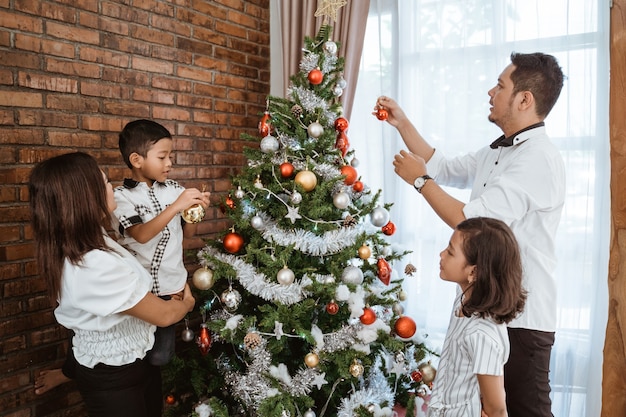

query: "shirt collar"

left=489, top=122, right=545, bottom=149
left=123, top=178, right=166, bottom=189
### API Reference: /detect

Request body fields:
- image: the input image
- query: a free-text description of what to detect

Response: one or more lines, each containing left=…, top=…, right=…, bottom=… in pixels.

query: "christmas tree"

left=163, top=6, right=435, bottom=417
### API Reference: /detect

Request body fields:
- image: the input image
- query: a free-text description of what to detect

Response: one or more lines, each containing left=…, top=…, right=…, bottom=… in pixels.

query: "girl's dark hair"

left=457, top=217, right=527, bottom=324
left=119, top=119, right=172, bottom=168
left=29, top=152, right=112, bottom=299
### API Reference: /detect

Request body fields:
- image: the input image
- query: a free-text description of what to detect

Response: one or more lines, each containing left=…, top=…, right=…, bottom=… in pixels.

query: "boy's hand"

left=181, top=283, right=195, bottom=312
left=173, top=188, right=211, bottom=212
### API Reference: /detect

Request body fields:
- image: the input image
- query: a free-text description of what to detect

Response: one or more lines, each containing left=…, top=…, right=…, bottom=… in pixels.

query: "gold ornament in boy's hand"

left=182, top=204, right=205, bottom=223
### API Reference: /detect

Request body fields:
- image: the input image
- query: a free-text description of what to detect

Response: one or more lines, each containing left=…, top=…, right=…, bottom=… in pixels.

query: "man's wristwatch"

left=413, top=175, right=432, bottom=193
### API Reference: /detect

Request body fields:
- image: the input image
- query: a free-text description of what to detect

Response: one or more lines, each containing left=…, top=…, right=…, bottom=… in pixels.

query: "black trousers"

left=505, top=327, right=555, bottom=417
left=74, top=357, right=163, bottom=417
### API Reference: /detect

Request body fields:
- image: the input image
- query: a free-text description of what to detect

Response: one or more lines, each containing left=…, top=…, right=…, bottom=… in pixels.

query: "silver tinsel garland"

left=198, top=246, right=312, bottom=305
left=337, top=356, right=396, bottom=417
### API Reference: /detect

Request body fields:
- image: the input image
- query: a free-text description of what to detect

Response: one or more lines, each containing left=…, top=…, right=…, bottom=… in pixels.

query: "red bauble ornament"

left=382, top=221, right=396, bottom=236
left=326, top=301, right=339, bottom=315
left=223, top=231, right=244, bottom=253
left=411, top=370, right=423, bottom=383
left=394, top=316, right=417, bottom=339
left=340, top=165, right=357, bottom=185
left=225, top=195, right=235, bottom=209
left=335, top=132, right=349, bottom=157
left=360, top=307, right=377, bottom=325
left=375, top=108, right=388, bottom=121
left=197, top=323, right=212, bottom=355
left=258, top=111, right=271, bottom=136
left=165, top=394, right=176, bottom=405
left=308, top=68, right=323, bottom=85
left=352, top=180, right=364, bottom=192
left=377, top=257, right=392, bottom=285
left=334, top=117, right=349, bottom=132
left=280, top=161, right=295, bottom=178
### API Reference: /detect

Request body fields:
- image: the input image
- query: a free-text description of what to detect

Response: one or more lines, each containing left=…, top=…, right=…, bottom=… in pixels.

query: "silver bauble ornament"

left=341, top=265, right=364, bottom=285
left=192, top=267, right=215, bottom=290
left=333, top=192, right=350, bottom=209
left=324, top=275, right=336, bottom=284
left=370, top=206, right=390, bottom=227
left=290, top=191, right=302, bottom=204
left=323, top=41, right=337, bottom=55
left=251, top=215, right=264, bottom=230
left=350, top=157, right=360, bottom=167
left=307, top=121, right=324, bottom=138
left=393, top=302, right=404, bottom=315
left=399, top=289, right=408, bottom=301
left=303, top=409, right=316, bottom=417
left=181, top=328, right=195, bottom=342
left=276, top=266, right=295, bottom=285
left=337, top=77, right=347, bottom=89
left=333, top=86, right=343, bottom=97
left=234, top=186, right=245, bottom=199
left=220, top=287, right=242, bottom=312
left=260, top=135, right=279, bottom=153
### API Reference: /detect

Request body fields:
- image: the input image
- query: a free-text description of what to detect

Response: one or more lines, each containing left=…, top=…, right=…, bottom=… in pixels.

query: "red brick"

left=47, top=130, right=102, bottom=148
left=0, top=263, right=21, bottom=280
left=0, top=109, right=13, bottom=125
left=17, top=72, right=78, bottom=93
left=79, top=11, right=130, bottom=36
left=46, top=21, right=100, bottom=45
left=101, top=101, right=150, bottom=118
left=0, top=69, right=13, bottom=85
left=0, top=128, right=45, bottom=145
left=0, top=50, right=41, bottom=70
left=133, top=88, right=175, bottom=104
left=151, top=14, right=191, bottom=36
left=150, top=45, right=193, bottom=64
left=16, top=110, right=78, bottom=128
left=176, top=65, right=214, bottom=83
left=152, top=106, right=191, bottom=121
left=79, top=46, right=130, bottom=67
left=14, top=34, right=75, bottom=59
left=151, top=75, right=192, bottom=92
left=176, top=94, right=213, bottom=110
left=101, top=2, right=149, bottom=25
left=0, top=242, right=33, bottom=261
left=41, top=1, right=77, bottom=23
left=45, top=57, right=101, bottom=78
left=0, top=225, right=20, bottom=243
left=46, top=94, right=100, bottom=112
left=131, top=56, right=174, bottom=74
left=101, top=67, right=150, bottom=85
left=81, top=116, right=125, bottom=132
left=0, top=10, right=43, bottom=32
left=80, top=81, right=131, bottom=99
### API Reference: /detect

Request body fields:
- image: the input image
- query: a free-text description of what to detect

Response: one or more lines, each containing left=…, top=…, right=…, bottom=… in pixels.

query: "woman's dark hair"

left=510, top=52, right=564, bottom=118
left=118, top=119, right=172, bottom=169
left=457, top=217, right=527, bottom=324
left=29, top=152, right=112, bottom=298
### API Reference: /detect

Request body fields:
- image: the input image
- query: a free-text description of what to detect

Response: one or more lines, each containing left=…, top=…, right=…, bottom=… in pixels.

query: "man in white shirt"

left=376, top=52, right=565, bottom=417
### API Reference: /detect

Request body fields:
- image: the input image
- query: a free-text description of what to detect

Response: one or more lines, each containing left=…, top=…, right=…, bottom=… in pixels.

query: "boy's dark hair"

left=119, top=119, right=172, bottom=168
left=510, top=52, right=565, bottom=118
left=457, top=217, right=527, bottom=324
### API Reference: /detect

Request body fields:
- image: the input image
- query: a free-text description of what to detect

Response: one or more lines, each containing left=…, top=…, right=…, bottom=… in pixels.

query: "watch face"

left=414, top=177, right=425, bottom=188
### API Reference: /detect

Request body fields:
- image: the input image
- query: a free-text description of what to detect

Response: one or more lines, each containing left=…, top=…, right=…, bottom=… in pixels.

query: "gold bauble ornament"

left=418, top=361, right=437, bottom=384
left=357, top=244, right=371, bottom=260
left=349, top=358, right=364, bottom=377
left=295, top=170, right=317, bottom=192
left=304, top=352, right=319, bottom=368
left=192, top=267, right=215, bottom=290
left=182, top=204, right=205, bottom=223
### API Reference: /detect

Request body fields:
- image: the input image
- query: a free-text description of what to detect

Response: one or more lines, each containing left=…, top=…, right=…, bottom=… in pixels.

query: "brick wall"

left=0, top=1, right=270, bottom=415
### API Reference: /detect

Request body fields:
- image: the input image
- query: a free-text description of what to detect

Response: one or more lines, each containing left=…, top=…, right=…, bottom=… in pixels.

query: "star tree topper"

left=314, top=0, right=348, bottom=23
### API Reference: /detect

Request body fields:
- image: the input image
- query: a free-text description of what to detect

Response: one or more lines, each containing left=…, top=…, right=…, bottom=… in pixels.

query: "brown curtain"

left=278, top=0, right=370, bottom=119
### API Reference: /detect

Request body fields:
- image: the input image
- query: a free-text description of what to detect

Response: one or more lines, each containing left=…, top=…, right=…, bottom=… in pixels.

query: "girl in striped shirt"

left=428, top=217, right=526, bottom=417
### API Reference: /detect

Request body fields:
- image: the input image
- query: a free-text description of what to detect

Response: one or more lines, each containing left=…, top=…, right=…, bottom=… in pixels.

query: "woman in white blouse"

left=29, top=152, right=195, bottom=417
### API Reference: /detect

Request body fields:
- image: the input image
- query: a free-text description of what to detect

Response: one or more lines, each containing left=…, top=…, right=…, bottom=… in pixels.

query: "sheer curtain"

left=350, top=1, right=610, bottom=416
